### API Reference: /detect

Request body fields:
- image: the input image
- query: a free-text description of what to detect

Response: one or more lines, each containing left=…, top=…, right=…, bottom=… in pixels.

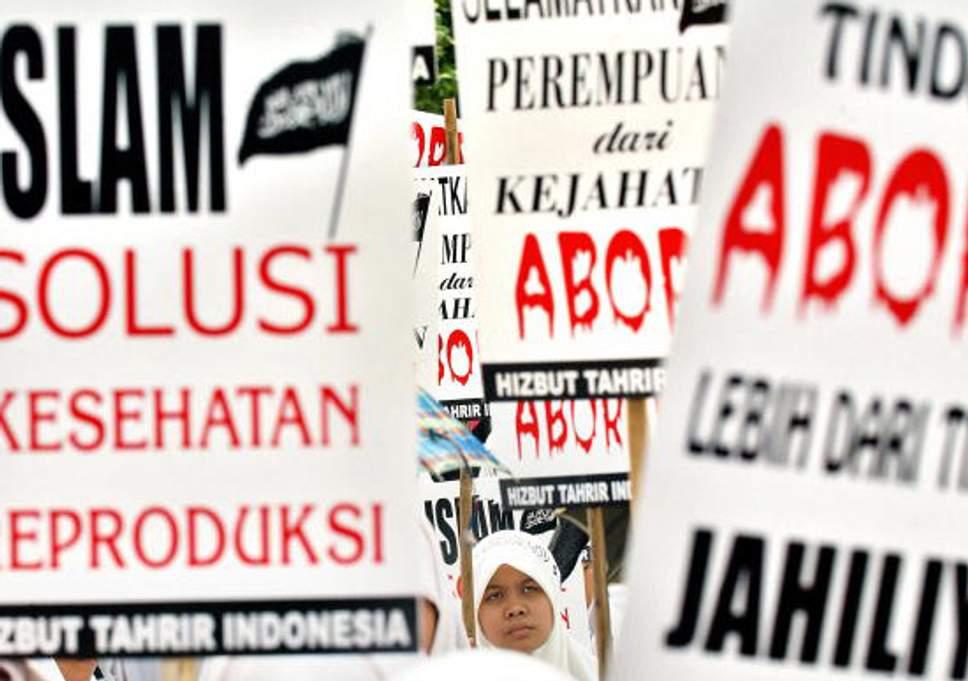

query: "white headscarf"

left=472, top=531, right=596, bottom=681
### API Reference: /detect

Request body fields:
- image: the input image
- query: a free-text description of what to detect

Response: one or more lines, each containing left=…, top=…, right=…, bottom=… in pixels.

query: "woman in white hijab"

left=472, top=531, right=596, bottom=681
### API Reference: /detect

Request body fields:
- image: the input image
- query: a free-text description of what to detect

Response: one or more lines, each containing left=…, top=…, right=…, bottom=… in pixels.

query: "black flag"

left=679, top=0, right=727, bottom=33
left=238, top=35, right=366, bottom=165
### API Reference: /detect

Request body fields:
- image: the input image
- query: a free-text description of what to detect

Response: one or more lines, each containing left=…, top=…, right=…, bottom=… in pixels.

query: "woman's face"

left=478, top=563, right=554, bottom=654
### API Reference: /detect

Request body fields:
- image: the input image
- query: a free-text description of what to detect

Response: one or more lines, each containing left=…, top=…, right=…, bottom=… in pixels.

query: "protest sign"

left=614, top=1, right=968, bottom=679
left=0, top=1, right=416, bottom=658
left=449, top=2, right=726, bottom=516
left=412, top=165, right=486, bottom=423
left=450, top=2, right=726, bottom=404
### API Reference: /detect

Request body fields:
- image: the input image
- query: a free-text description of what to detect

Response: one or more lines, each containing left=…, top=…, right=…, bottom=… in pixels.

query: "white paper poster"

left=615, top=1, right=968, bottom=679
left=450, top=0, right=726, bottom=507
left=0, top=1, right=417, bottom=658
left=413, top=165, right=486, bottom=422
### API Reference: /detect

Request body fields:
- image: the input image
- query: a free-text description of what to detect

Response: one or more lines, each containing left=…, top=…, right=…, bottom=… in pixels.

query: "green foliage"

left=414, top=0, right=459, bottom=114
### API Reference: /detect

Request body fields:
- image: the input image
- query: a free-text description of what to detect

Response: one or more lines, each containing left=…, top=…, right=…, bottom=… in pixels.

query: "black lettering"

left=1, top=25, right=48, bottom=219
left=769, top=542, right=836, bottom=662
left=865, top=554, right=901, bottom=672
left=820, top=2, right=860, bottom=79
left=156, top=24, right=226, bottom=213
left=665, top=528, right=713, bottom=648
left=57, top=27, right=93, bottom=214
left=98, top=26, right=149, bottom=213
left=705, top=534, right=763, bottom=656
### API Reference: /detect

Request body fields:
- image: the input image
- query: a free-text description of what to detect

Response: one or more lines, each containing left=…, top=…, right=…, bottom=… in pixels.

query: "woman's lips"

left=505, top=624, right=536, bottom=639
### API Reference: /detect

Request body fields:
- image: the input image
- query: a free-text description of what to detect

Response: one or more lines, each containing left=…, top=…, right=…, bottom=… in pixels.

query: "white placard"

left=615, top=1, right=968, bottom=679
left=0, top=1, right=416, bottom=658
left=413, top=165, right=486, bottom=422
left=450, top=1, right=727, bottom=404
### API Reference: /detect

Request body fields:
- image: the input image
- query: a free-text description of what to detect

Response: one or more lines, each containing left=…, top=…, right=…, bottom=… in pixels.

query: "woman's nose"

left=505, top=600, right=527, bottom=618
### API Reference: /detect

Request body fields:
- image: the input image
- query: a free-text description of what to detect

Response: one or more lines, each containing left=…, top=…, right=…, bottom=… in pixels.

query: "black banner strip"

left=500, top=473, right=630, bottom=509
left=483, top=358, right=664, bottom=402
left=0, top=597, right=416, bottom=658
left=439, top=397, right=489, bottom=422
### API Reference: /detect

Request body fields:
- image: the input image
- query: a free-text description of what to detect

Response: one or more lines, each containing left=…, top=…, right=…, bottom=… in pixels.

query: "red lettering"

left=544, top=401, right=568, bottom=454
left=200, top=388, right=242, bottom=448
left=0, top=391, right=19, bottom=451
left=183, top=247, right=244, bottom=336
left=325, top=245, right=359, bottom=334
left=328, top=503, right=364, bottom=565
left=604, top=399, right=623, bottom=449
left=234, top=505, right=271, bottom=566
left=558, top=232, right=600, bottom=333
left=49, top=509, right=82, bottom=569
left=515, top=401, right=540, bottom=460
left=445, top=329, right=473, bottom=385
left=320, top=385, right=359, bottom=447
left=412, top=122, right=426, bottom=167
left=0, top=250, right=27, bottom=339
left=714, top=125, right=786, bottom=310
left=236, top=386, right=271, bottom=448
left=89, top=508, right=124, bottom=568
left=258, top=245, right=314, bottom=335
left=133, top=507, right=178, bottom=568
left=515, top=235, right=555, bottom=339
left=271, top=387, right=311, bottom=447
left=428, top=126, right=447, bottom=166
left=372, top=503, right=384, bottom=564
left=187, top=506, right=226, bottom=568
left=124, top=249, right=174, bottom=336
left=113, top=388, right=147, bottom=450
left=802, top=133, right=871, bottom=310
left=281, top=505, right=318, bottom=565
left=69, top=389, right=105, bottom=451
left=438, top=332, right=445, bottom=384
left=153, top=388, right=191, bottom=449
left=9, top=510, right=42, bottom=570
left=874, top=150, right=950, bottom=326
left=605, top=230, right=651, bottom=332
left=28, top=390, right=60, bottom=452
left=38, top=249, right=111, bottom=339
left=571, top=400, right=597, bottom=454
left=658, top=227, right=688, bottom=328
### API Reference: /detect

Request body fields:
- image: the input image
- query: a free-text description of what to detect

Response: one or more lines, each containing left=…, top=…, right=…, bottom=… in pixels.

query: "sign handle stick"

left=160, top=658, right=197, bottom=681
left=444, top=98, right=459, bottom=165
left=628, top=397, right=648, bottom=502
left=443, top=96, right=476, bottom=644
left=459, top=463, right=477, bottom=643
left=588, top=506, right=612, bottom=679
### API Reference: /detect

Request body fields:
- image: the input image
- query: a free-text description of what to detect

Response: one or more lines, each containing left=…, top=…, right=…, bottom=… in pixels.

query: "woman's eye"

left=485, top=591, right=502, bottom=601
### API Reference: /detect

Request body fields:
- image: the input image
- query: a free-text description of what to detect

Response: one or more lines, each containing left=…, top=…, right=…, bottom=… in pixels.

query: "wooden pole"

left=588, top=506, right=611, bottom=679
left=459, top=464, right=477, bottom=643
left=627, top=397, right=649, bottom=502
left=443, top=95, right=476, bottom=644
left=443, top=98, right=459, bottom=165
left=160, top=659, right=197, bottom=681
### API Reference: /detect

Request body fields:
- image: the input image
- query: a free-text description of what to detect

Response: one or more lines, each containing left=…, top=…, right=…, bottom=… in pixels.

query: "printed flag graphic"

left=238, top=35, right=366, bottom=165
left=680, top=0, right=726, bottom=33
